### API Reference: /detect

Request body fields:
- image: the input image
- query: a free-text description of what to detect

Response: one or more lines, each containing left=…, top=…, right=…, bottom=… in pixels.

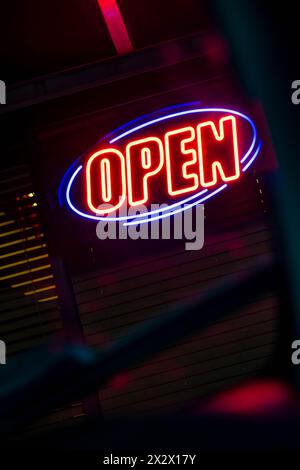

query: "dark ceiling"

left=1, top=0, right=209, bottom=85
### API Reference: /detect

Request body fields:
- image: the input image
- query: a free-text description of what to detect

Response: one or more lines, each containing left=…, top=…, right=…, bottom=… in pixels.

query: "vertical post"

left=28, top=133, right=103, bottom=418
left=212, top=0, right=300, bottom=383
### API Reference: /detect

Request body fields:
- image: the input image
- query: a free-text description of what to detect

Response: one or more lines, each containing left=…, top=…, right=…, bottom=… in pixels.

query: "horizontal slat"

left=75, top=239, right=271, bottom=307
left=73, top=225, right=272, bottom=288
left=78, top=254, right=271, bottom=325
left=101, top=331, right=276, bottom=403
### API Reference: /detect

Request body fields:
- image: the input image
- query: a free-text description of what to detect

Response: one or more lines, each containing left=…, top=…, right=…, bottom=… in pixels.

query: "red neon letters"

left=86, top=115, right=240, bottom=215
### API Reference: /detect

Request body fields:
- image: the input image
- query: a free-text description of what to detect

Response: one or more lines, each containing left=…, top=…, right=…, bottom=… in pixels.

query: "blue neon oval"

left=64, top=106, right=261, bottom=224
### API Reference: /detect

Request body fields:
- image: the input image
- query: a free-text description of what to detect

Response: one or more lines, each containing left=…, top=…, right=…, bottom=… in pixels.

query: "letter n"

left=197, top=115, right=240, bottom=187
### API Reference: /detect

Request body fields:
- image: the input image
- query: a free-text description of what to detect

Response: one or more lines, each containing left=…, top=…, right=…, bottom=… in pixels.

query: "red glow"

left=97, top=0, right=133, bottom=54
left=200, top=380, right=295, bottom=416
left=109, top=372, right=131, bottom=390
left=84, top=115, right=242, bottom=215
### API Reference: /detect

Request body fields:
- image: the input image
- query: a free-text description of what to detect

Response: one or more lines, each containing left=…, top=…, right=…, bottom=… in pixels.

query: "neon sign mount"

left=62, top=104, right=261, bottom=225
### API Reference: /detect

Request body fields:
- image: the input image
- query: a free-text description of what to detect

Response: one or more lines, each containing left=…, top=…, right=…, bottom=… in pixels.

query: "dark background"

left=0, top=0, right=299, bottom=450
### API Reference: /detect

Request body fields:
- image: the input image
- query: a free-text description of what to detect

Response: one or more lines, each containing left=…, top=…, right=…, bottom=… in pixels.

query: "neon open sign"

left=62, top=104, right=261, bottom=224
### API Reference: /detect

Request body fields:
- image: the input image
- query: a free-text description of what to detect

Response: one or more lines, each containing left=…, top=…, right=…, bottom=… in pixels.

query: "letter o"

left=86, top=148, right=126, bottom=215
